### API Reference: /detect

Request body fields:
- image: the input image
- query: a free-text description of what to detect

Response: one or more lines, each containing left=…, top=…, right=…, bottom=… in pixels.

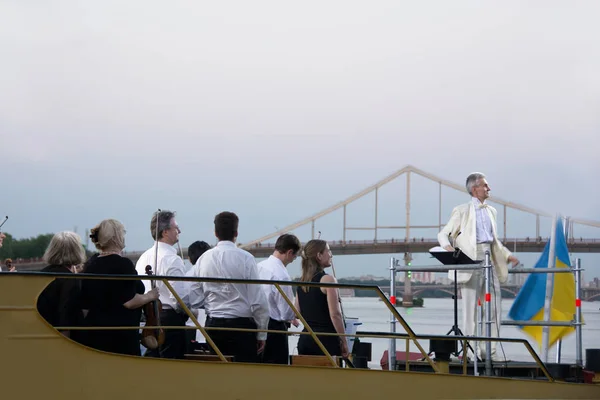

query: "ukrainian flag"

left=508, top=218, right=576, bottom=348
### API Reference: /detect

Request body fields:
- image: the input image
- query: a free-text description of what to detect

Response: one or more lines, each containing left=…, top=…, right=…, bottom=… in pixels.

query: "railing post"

left=484, top=251, right=493, bottom=376
left=389, top=257, right=397, bottom=371
left=542, top=215, right=558, bottom=363
left=575, top=258, right=583, bottom=367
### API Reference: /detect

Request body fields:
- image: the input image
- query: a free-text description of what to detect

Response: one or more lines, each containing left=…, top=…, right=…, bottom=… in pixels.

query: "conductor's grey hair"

left=150, top=210, right=176, bottom=241
left=466, top=172, right=486, bottom=196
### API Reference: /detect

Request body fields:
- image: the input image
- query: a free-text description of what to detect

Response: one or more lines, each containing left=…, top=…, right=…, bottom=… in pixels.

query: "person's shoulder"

left=453, top=202, right=471, bottom=212
left=320, top=273, right=336, bottom=283
left=41, top=264, right=70, bottom=273
left=118, top=255, right=135, bottom=268
left=234, top=246, right=255, bottom=260
left=135, top=247, right=154, bottom=263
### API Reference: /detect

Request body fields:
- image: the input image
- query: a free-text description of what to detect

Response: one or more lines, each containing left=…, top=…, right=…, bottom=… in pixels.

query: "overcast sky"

left=1, top=1, right=599, bottom=278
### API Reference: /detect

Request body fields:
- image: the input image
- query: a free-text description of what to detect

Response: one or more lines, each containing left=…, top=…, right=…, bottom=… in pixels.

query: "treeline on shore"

left=0, top=233, right=55, bottom=260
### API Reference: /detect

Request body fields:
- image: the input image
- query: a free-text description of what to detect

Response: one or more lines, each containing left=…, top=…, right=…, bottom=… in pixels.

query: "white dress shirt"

left=135, top=241, right=189, bottom=310
left=473, top=197, right=494, bottom=243
left=257, top=255, right=295, bottom=322
left=188, top=241, right=269, bottom=340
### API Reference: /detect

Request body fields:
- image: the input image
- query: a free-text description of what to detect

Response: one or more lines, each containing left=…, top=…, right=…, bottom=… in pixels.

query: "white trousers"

left=461, top=243, right=502, bottom=358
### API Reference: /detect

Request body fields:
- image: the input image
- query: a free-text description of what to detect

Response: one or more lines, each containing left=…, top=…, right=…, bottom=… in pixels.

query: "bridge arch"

left=585, top=293, right=600, bottom=302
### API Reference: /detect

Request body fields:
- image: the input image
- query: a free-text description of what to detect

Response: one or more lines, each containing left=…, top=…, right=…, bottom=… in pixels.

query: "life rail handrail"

left=0, top=271, right=553, bottom=379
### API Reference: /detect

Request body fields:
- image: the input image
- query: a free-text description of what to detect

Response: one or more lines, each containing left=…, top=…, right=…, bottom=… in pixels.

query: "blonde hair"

left=90, top=219, right=126, bottom=251
left=299, top=239, right=328, bottom=293
left=43, top=231, right=86, bottom=266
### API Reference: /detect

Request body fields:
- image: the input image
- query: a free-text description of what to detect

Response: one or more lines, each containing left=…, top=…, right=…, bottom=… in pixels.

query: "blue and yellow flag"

left=508, top=218, right=576, bottom=347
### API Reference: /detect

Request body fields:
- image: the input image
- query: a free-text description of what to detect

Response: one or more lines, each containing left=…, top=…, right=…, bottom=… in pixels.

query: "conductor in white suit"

left=438, top=172, right=519, bottom=361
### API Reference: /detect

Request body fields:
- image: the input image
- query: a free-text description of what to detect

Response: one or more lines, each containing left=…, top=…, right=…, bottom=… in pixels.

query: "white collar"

left=155, top=241, right=177, bottom=254
left=471, top=197, right=486, bottom=206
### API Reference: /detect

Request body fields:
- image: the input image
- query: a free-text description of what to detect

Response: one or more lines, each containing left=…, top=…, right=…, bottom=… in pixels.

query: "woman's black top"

left=37, top=265, right=84, bottom=338
left=79, top=254, right=145, bottom=356
left=296, top=271, right=341, bottom=356
left=297, top=271, right=336, bottom=332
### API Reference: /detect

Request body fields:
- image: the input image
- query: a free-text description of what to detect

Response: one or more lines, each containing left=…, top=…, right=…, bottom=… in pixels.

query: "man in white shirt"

left=189, top=211, right=269, bottom=363
left=257, top=234, right=301, bottom=364
left=438, top=172, right=519, bottom=361
left=135, top=210, right=189, bottom=359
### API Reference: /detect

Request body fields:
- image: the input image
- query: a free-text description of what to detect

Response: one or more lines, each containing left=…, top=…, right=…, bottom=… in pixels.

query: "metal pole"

left=311, top=220, right=315, bottom=239
left=575, top=258, right=583, bottom=367
left=389, top=257, right=397, bottom=371
left=484, top=251, right=493, bottom=376
left=556, top=216, right=570, bottom=364
left=438, top=182, right=442, bottom=229
left=406, top=171, right=410, bottom=242
left=536, top=214, right=540, bottom=239
left=541, top=215, right=557, bottom=363
left=474, top=298, right=480, bottom=376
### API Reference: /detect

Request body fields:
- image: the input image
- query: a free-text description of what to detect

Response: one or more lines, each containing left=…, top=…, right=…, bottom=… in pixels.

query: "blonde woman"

left=296, top=239, right=349, bottom=358
left=79, top=219, right=158, bottom=356
left=37, top=231, right=86, bottom=339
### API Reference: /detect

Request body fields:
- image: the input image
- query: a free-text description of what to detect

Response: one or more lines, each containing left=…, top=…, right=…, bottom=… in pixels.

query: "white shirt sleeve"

left=274, top=278, right=296, bottom=322
left=165, top=255, right=190, bottom=309
left=188, top=262, right=205, bottom=309
left=246, top=256, right=270, bottom=340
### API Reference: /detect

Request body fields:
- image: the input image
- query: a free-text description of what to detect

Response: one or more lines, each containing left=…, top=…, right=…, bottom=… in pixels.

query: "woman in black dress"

left=37, top=231, right=86, bottom=340
left=79, top=219, right=159, bottom=356
left=296, top=239, right=349, bottom=358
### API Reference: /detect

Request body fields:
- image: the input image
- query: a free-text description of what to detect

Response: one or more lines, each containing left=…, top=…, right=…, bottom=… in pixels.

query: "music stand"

left=430, top=248, right=480, bottom=360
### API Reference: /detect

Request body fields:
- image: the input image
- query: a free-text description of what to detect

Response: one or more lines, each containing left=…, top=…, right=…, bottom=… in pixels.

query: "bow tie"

left=478, top=203, right=488, bottom=209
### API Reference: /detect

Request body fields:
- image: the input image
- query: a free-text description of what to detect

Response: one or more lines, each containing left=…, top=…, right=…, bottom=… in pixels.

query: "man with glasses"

left=257, top=234, right=301, bottom=364
left=136, top=210, right=189, bottom=359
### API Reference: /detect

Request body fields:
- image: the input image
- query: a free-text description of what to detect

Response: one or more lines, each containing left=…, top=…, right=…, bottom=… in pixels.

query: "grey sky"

left=1, top=1, right=599, bottom=277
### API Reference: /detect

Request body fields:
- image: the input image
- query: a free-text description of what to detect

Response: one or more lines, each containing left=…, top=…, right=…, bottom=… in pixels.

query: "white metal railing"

left=388, top=255, right=585, bottom=376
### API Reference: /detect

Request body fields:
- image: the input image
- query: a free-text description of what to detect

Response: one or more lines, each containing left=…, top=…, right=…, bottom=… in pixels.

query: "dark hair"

left=188, top=241, right=211, bottom=265
left=151, top=210, right=176, bottom=241
left=299, top=239, right=328, bottom=292
left=274, top=234, right=301, bottom=255
left=214, top=212, right=239, bottom=242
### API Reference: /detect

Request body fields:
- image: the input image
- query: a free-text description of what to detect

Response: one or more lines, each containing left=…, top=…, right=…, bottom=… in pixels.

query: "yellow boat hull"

left=1, top=275, right=598, bottom=400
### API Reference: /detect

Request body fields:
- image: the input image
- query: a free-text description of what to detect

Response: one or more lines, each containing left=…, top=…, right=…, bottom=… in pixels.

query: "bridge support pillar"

left=402, top=271, right=413, bottom=306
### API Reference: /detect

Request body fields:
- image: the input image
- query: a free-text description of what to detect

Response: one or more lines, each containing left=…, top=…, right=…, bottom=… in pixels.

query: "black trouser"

left=262, top=318, right=290, bottom=365
left=206, top=317, right=258, bottom=363
left=144, top=309, right=188, bottom=359
left=298, top=329, right=341, bottom=357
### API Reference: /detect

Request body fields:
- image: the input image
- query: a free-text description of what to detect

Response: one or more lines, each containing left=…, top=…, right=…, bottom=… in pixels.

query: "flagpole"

left=555, top=216, right=569, bottom=364
left=541, top=214, right=558, bottom=363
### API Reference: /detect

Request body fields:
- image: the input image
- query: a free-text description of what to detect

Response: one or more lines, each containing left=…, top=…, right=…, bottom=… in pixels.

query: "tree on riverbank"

left=0, top=233, right=54, bottom=260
